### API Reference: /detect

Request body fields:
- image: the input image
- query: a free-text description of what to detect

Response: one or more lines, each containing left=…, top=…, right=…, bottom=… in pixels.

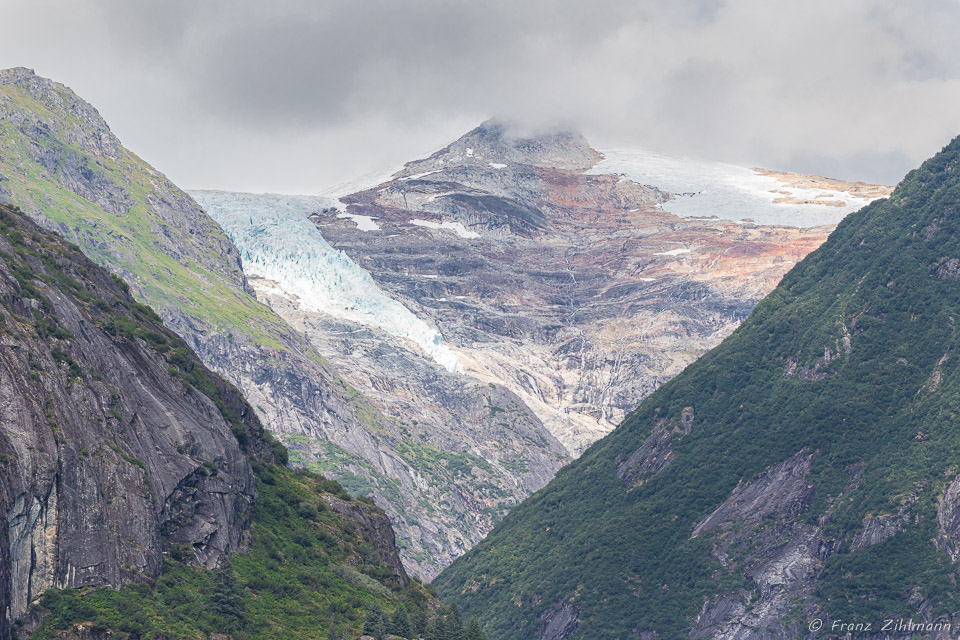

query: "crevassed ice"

left=189, top=190, right=461, bottom=373
left=588, top=148, right=876, bottom=228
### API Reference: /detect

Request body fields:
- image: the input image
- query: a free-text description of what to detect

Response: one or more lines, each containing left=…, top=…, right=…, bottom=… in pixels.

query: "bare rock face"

left=850, top=514, right=903, bottom=552
left=319, top=120, right=845, bottom=457
left=688, top=453, right=936, bottom=640
left=536, top=600, right=580, bottom=640
left=616, top=407, right=694, bottom=488
left=931, top=257, right=960, bottom=279
left=936, top=473, right=960, bottom=562
left=692, top=451, right=815, bottom=538
left=322, top=495, right=410, bottom=588
left=0, top=205, right=260, bottom=635
left=690, top=452, right=822, bottom=639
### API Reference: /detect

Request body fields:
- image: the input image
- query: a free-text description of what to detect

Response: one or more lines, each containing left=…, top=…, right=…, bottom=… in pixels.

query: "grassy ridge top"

left=0, top=72, right=290, bottom=348
left=435, top=139, right=960, bottom=638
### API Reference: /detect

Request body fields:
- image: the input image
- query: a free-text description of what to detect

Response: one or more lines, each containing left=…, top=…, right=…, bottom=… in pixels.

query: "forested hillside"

left=436, top=138, right=960, bottom=639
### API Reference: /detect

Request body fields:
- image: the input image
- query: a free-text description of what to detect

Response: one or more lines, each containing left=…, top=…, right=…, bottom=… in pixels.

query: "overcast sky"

left=3, top=0, right=960, bottom=192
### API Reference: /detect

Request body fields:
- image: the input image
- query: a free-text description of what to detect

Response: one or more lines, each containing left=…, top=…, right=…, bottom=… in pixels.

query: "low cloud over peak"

left=4, top=0, right=959, bottom=191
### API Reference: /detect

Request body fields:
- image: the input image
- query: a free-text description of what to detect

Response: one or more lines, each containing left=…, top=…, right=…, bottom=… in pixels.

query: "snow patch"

left=401, top=170, right=441, bottom=181
left=189, top=190, right=461, bottom=372
left=410, top=219, right=480, bottom=239
left=466, top=148, right=474, bottom=157
left=654, top=247, right=692, bottom=256
left=588, top=148, right=878, bottom=228
left=488, top=162, right=507, bottom=169
left=337, top=213, right=380, bottom=231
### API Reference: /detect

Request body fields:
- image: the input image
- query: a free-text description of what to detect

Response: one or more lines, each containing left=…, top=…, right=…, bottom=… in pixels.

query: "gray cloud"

left=3, top=0, right=960, bottom=190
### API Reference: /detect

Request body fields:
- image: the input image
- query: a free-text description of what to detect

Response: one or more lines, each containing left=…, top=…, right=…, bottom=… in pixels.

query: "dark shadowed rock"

left=536, top=600, right=579, bottom=640
left=322, top=495, right=410, bottom=588
left=0, top=204, right=262, bottom=634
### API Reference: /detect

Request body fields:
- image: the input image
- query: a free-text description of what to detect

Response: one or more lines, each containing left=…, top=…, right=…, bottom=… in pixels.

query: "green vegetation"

left=362, top=602, right=488, bottom=640
left=0, top=203, right=452, bottom=639
left=26, top=465, right=435, bottom=640
left=435, top=138, right=960, bottom=638
left=0, top=82, right=296, bottom=353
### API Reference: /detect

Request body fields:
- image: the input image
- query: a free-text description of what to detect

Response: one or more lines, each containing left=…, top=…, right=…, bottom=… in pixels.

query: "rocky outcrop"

left=850, top=514, right=903, bottom=552
left=323, top=495, right=410, bottom=588
left=689, top=452, right=823, bottom=639
left=615, top=408, right=693, bottom=488
left=692, top=451, right=815, bottom=538
left=936, top=473, right=960, bottom=562
left=536, top=600, right=579, bottom=640
left=931, top=257, right=960, bottom=279
left=0, top=204, right=264, bottom=635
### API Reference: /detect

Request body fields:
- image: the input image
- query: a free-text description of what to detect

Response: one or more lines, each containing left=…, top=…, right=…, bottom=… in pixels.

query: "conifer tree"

left=412, top=607, right=429, bottom=637
left=364, top=602, right=388, bottom=640
left=447, top=604, right=464, bottom=639
left=389, top=604, right=413, bottom=638
left=464, top=617, right=487, bottom=640
left=211, top=557, right=245, bottom=634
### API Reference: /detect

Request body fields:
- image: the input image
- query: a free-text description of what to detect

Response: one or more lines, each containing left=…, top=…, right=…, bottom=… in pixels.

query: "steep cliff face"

left=0, top=68, right=445, bottom=576
left=0, top=203, right=264, bottom=635
left=0, top=202, right=430, bottom=640
left=436, top=136, right=960, bottom=639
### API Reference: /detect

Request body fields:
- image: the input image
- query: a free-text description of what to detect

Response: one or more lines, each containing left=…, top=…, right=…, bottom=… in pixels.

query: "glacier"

left=588, top=148, right=877, bottom=228
left=189, top=190, right=461, bottom=373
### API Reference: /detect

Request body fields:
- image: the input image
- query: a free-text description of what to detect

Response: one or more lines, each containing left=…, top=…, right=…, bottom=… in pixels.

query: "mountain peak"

left=395, top=118, right=601, bottom=177
left=0, top=66, right=37, bottom=85
left=434, top=131, right=960, bottom=638
left=0, top=67, right=119, bottom=158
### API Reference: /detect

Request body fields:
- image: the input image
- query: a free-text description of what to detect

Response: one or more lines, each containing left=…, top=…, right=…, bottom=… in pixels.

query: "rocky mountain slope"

left=0, top=65, right=893, bottom=581
left=306, top=120, right=890, bottom=455
left=0, top=67, right=479, bottom=578
left=434, top=136, right=960, bottom=639
left=0, top=202, right=429, bottom=640
left=192, top=190, right=570, bottom=579
left=192, top=122, right=888, bottom=578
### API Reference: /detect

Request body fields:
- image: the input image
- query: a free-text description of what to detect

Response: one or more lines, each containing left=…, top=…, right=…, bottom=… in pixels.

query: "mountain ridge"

left=193, top=118, right=888, bottom=578
left=0, top=68, right=461, bottom=577
left=0, top=198, right=441, bottom=640
left=434, top=135, right=960, bottom=639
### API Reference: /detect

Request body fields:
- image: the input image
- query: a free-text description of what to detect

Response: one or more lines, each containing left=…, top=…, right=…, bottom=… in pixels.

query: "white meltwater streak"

left=190, top=190, right=461, bottom=373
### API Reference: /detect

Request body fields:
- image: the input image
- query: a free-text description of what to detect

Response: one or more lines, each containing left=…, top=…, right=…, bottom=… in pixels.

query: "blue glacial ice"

left=189, top=190, right=461, bottom=373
